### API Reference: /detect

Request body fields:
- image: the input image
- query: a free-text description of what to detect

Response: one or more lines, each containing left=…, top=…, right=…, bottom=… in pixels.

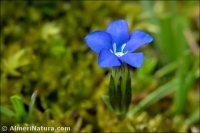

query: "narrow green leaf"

left=173, top=52, right=198, bottom=114
left=127, top=79, right=178, bottom=117
left=155, top=61, right=178, bottom=78
left=116, top=76, right=122, bottom=112
left=185, top=108, right=200, bottom=126
left=109, top=75, right=116, bottom=110
left=10, top=95, right=26, bottom=122
left=102, top=95, right=113, bottom=112
left=124, top=72, right=131, bottom=112
left=0, top=106, right=15, bottom=117
left=29, top=90, right=38, bottom=118
left=73, top=117, right=83, bottom=132
left=140, top=1, right=158, bottom=24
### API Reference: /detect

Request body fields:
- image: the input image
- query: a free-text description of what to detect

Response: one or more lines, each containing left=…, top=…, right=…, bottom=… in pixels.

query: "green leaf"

left=127, top=79, right=179, bottom=117
left=124, top=72, right=131, bottom=112
left=10, top=95, right=26, bottom=122
left=109, top=75, right=116, bottom=110
left=0, top=106, right=15, bottom=117
left=102, top=95, right=113, bottom=112
left=155, top=61, right=178, bottom=78
left=185, top=108, right=200, bottom=126
left=116, top=76, right=122, bottom=112
left=173, top=52, right=198, bottom=114
left=2, top=49, right=29, bottom=76
left=140, top=1, right=158, bottom=24
left=73, top=117, right=83, bottom=132
left=28, top=90, right=38, bottom=119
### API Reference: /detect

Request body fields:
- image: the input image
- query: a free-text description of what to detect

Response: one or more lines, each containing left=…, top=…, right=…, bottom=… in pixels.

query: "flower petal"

left=124, top=30, right=153, bottom=52
left=85, top=30, right=113, bottom=53
left=106, top=20, right=129, bottom=46
left=98, top=49, right=121, bottom=68
left=120, top=52, right=144, bottom=68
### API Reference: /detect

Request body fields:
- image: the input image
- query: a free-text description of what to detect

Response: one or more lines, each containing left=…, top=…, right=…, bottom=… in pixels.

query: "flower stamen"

left=112, top=43, right=127, bottom=57
left=113, top=43, right=117, bottom=53
left=121, top=43, right=126, bottom=52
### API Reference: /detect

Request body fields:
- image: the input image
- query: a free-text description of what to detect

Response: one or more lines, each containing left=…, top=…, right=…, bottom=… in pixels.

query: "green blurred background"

left=0, top=1, right=199, bottom=132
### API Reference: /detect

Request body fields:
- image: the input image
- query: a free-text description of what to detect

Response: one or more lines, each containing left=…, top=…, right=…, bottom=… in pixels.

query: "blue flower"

left=85, top=19, right=153, bottom=68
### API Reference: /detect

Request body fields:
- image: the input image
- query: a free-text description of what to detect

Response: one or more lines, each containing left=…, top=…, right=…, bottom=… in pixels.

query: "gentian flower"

left=85, top=19, right=153, bottom=68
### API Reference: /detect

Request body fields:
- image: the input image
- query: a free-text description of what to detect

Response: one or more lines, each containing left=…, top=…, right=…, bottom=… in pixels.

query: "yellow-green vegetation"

left=0, top=1, right=199, bottom=132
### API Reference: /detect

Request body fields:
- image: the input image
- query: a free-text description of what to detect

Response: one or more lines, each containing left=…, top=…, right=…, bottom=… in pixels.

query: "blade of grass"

left=141, top=1, right=188, bottom=63
left=185, top=108, right=200, bottom=126
left=155, top=61, right=178, bottom=78
left=140, top=1, right=158, bottom=25
left=173, top=52, right=198, bottom=114
left=127, top=79, right=179, bottom=118
left=0, top=106, right=15, bottom=117
left=28, top=90, right=38, bottom=120
left=10, top=95, right=26, bottom=122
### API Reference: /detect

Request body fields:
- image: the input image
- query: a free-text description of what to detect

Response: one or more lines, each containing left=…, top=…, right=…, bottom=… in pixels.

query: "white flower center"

left=110, top=43, right=127, bottom=57
left=115, top=52, right=125, bottom=57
